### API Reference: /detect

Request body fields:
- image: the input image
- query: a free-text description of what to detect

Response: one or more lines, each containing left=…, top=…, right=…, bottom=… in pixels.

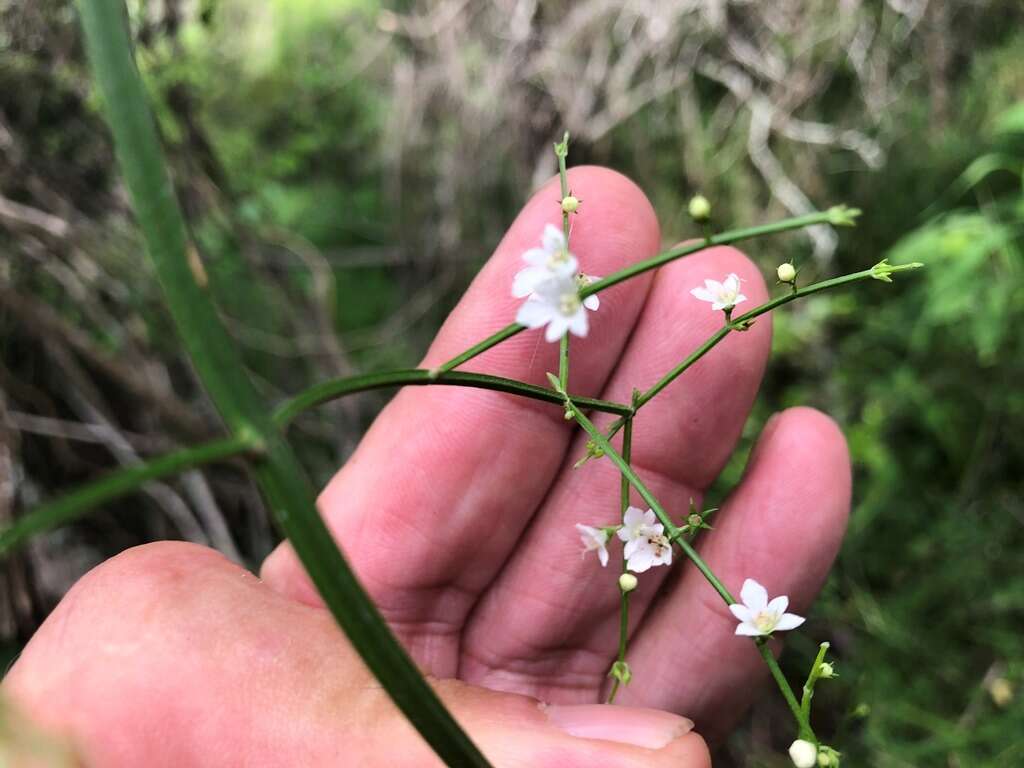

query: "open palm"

left=6, top=167, right=850, bottom=768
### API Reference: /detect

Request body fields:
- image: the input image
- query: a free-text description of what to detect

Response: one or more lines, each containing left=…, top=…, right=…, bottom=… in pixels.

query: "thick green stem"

left=77, top=2, right=491, bottom=764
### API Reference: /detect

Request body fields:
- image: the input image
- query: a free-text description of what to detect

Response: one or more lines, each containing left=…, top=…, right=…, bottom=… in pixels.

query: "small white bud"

left=777, top=262, right=797, bottom=283
left=789, top=739, right=818, bottom=768
left=561, top=195, right=580, bottom=214
left=688, top=194, right=711, bottom=223
left=618, top=573, right=638, bottom=593
left=818, top=662, right=835, bottom=679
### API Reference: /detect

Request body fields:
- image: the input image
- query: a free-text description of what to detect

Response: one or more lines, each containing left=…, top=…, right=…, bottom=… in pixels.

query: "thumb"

left=411, top=679, right=711, bottom=768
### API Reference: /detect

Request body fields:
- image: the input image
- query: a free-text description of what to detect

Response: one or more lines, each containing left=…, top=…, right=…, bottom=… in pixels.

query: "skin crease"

left=3, top=167, right=850, bottom=766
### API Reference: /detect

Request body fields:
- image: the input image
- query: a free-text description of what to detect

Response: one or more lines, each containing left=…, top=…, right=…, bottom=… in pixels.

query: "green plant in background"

left=0, top=2, right=929, bottom=763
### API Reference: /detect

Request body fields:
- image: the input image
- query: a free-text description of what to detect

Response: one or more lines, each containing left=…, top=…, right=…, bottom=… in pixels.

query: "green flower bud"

left=688, top=194, right=711, bottom=223
left=818, top=662, right=836, bottom=679
left=619, top=573, right=638, bottom=593
left=777, top=262, right=797, bottom=283
left=561, top=195, right=580, bottom=214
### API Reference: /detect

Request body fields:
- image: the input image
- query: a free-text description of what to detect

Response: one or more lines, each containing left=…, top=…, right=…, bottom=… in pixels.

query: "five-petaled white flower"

left=616, top=506, right=672, bottom=573
left=512, top=224, right=578, bottom=299
left=515, top=273, right=590, bottom=341
left=575, top=524, right=610, bottom=567
left=690, top=273, right=747, bottom=311
left=729, top=579, right=805, bottom=637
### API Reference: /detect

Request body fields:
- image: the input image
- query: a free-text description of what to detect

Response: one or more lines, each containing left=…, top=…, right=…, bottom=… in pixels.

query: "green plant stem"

left=274, top=368, right=631, bottom=426
left=559, top=335, right=570, bottom=391
left=556, top=381, right=811, bottom=735
left=758, top=639, right=813, bottom=739
left=800, top=642, right=832, bottom=728
left=600, top=265, right=907, bottom=443
left=6, top=368, right=628, bottom=560
left=0, top=436, right=251, bottom=556
left=607, top=415, right=634, bottom=705
left=436, top=210, right=841, bottom=375
left=553, top=382, right=732, bottom=604
left=77, top=2, right=491, bottom=764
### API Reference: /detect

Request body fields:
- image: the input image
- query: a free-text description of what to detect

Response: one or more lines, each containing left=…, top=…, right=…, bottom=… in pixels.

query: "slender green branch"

left=77, top=2, right=491, bottom=764
left=437, top=209, right=848, bottom=374
left=274, top=369, right=631, bottom=427
left=550, top=376, right=733, bottom=604
left=607, top=415, right=634, bottom=704
left=2, top=369, right=630, bottom=558
left=0, top=436, right=252, bottom=556
left=800, top=642, right=832, bottom=727
left=559, top=336, right=570, bottom=392
left=757, top=639, right=812, bottom=738
left=599, top=263, right=923, bottom=443
left=579, top=210, right=843, bottom=300
left=554, top=375, right=815, bottom=736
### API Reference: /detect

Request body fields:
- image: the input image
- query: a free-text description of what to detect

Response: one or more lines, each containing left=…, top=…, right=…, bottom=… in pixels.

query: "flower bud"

left=818, top=661, right=835, bottom=679
left=619, top=573, right=638, bottom=593
left=687, top=513, right=702, bottom=528
left=777, top=262, right=797, bottom=283
left=688, top=194, right=711, bottom=223
left=561, top=195, right=580, bottom=214
left=788, top=740, right=818, bottom=768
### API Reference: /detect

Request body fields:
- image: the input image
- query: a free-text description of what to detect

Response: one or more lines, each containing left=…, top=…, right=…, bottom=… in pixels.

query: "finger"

left=261, top=167, right=661, bottom=675
left=6, top=541, right=710, bottom=768
left=460, top=246, right=771, bottom=700
left=617, top=407, right=851, bottom=740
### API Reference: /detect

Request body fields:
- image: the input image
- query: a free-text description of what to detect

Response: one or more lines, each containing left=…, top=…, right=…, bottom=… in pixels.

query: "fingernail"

left=543, top=704, right=693, bottom=750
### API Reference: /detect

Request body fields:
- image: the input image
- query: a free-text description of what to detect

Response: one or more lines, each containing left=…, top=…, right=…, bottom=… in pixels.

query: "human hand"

left=5, top=167, right=850, bottom=767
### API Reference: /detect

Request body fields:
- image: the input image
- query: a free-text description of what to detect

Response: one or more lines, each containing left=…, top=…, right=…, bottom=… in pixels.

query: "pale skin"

left=3, top=167, right=852, bottom=767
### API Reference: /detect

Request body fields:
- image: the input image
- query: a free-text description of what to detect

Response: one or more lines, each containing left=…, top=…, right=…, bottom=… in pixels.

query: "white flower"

left=788, top=739, right=818, bottom=768
left=512, top=224, right=578, bottom=299
left=515, top=273, right=590, bottom=342
left=690, top=273, right=747, bottom=311
left=615, top=507, right=672, bottom=573
left=616, top=506, right=661, bottom=558
left=575, top=524, right=610, bottom=567
left=729, top=579, right=805, bottom=637
left=625, top=532, right=672, bottom=573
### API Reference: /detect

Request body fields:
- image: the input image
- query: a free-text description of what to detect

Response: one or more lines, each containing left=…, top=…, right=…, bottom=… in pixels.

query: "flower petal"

left=567, top=307, right=589, bottom=338
left=541, top=223, right=566, bottom=254
left=521, top=247, right=549, bottom=267
left=512, top=266, right=549, bottom=298
left=597, top=546, right=609, bottom=568
left=773, top=613, right=806, bottom=632
left=515, top=299, right=553, bottom=328
left=733, top=292, right=747, bottom=306
left=728, top=604, right=752, bottom=622
left=704, top=279, right=725, bottom=294
left=722, top=273, right=741, bottom=293
left=766, top=595, right=789, bottom=616
left=740, top=579, right=769, bottom=611
left=735, top=622, right=764, bottom=637
left=544, top=315, right=568, bottom=343
left=690, top=287, right=716, bottom=303
left=626, top=547, right=655, bottom=573
left=583, top=294, right=600, bottom=311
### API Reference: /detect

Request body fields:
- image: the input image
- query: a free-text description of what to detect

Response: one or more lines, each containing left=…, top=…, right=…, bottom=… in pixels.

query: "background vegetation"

left=1, top=0, right=1022, bottom=765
